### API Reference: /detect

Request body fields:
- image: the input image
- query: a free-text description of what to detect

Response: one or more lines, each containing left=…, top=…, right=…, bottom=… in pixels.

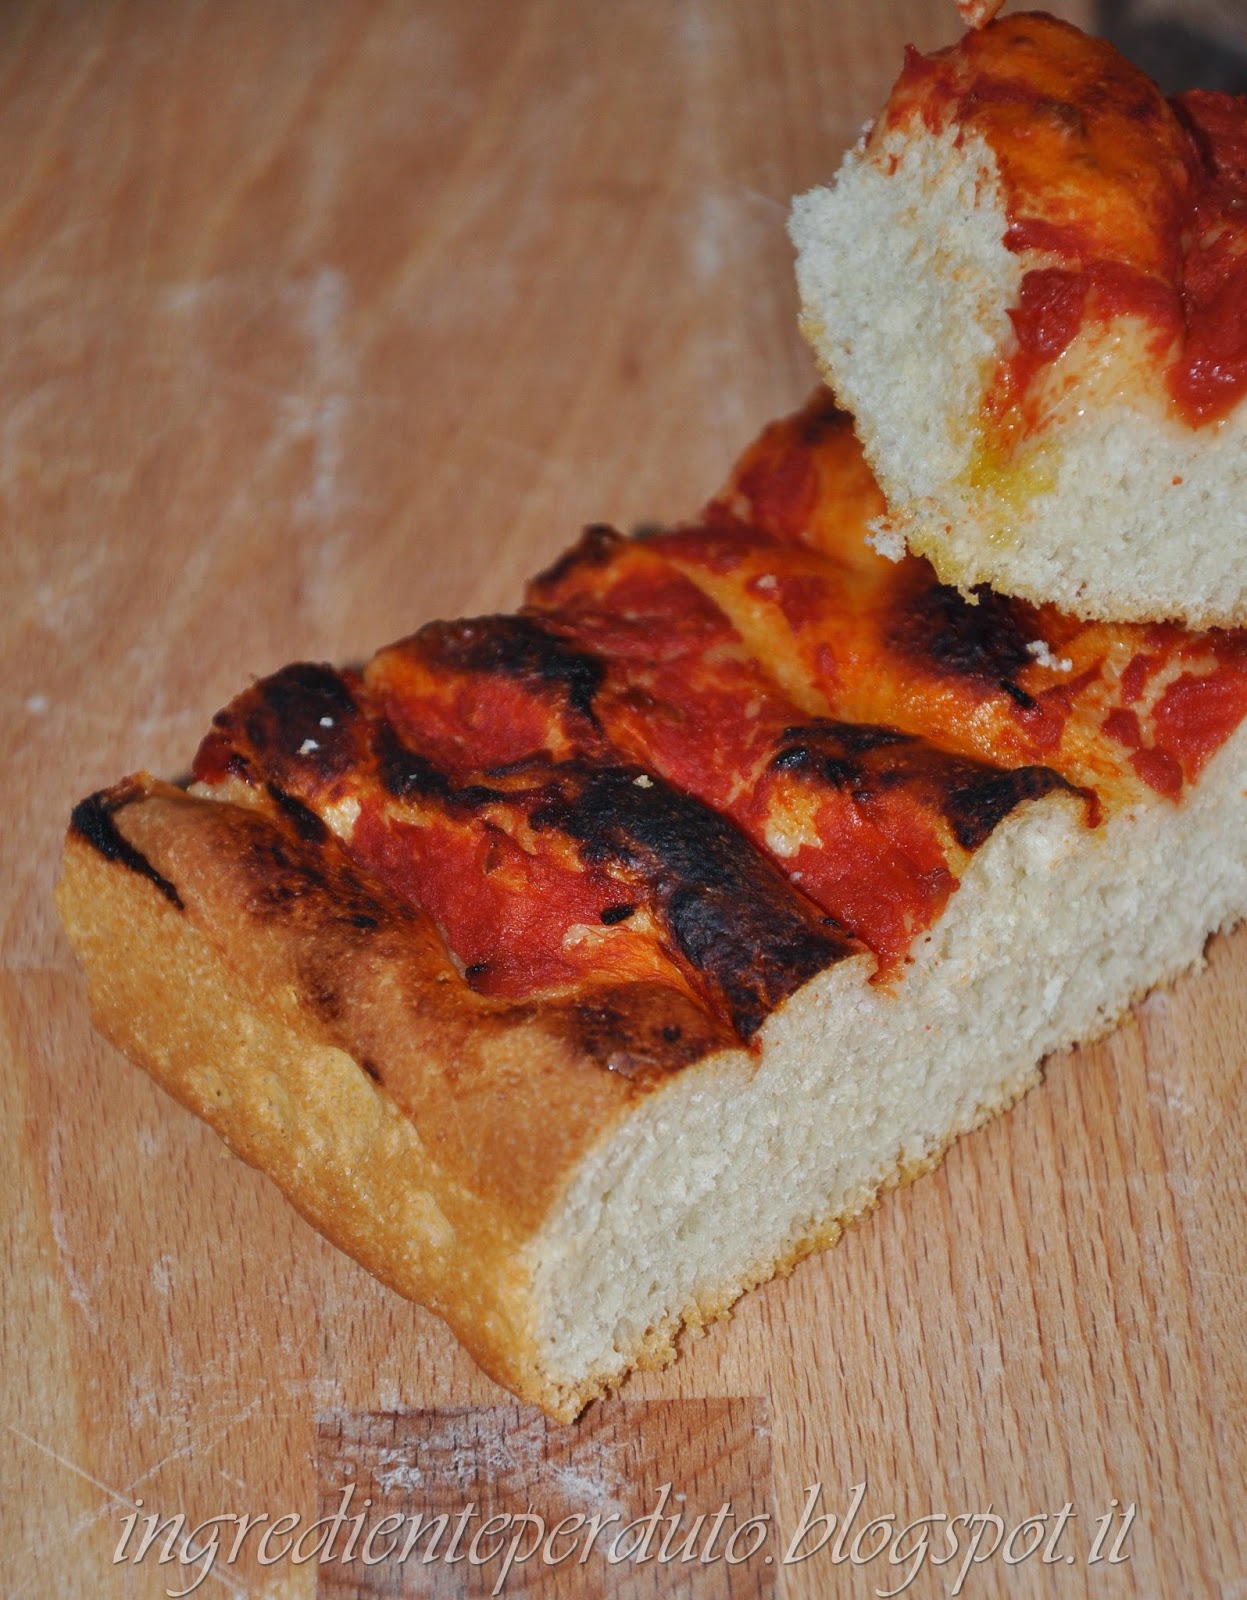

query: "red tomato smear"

left=1130, top=748, right=1183, bottom=798
left=1152, top=669, right=1247, bottom=780
left=1023, top=667, right=1106, bottom=757
left=774, top=573, right=838, bottom=632
left=656, top=521, right=771, bottom=576
left=349, top=800, right=668, bottom=1000
left=744, top=781, right=956, bottom=967
left=887, top=17, right=1247, bottom=428
left=991, top=264, right=1181, bottom=426
left=1121, top=653, right=1162, bottom=705
left=814, top=642, right=843, bottom=696
left=1171, top=92, right=1247, bottom=424
left=732, top=442, right=818, bottom=538
left=1103, top=708, right=1142, bottom=749
left=535, top=549, right=969, bottom=970
left=553, top=567, right=731, bottom=661
left=1101, top=656, right=1247, bottom=795
left=609, top=684, right=961, bottom=970
left=373, top=668, right=584, bottom=774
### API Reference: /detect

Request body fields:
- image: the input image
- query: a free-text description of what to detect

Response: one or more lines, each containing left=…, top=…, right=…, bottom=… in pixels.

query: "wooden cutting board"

left=4, top=2, right=1245, bottom=1595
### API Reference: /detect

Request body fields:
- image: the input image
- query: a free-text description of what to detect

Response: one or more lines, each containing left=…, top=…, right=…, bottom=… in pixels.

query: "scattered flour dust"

left=368, top=1409, right=631, bottom=1522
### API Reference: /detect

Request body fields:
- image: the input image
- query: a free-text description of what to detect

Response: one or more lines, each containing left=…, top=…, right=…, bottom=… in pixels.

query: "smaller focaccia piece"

left=790, top=12, right=1247, bottom=627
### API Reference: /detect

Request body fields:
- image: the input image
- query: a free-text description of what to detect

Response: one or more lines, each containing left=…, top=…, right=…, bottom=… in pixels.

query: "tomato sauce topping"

left=700, top=389, right=1247, bottom=801
left=192, top=653, right=856, bottom=1044
left=882, top=14, right=1247, bottom=429
left=190, top=389, right=1247, bottom=1054
left=528, top=527, right=1075, bottom=970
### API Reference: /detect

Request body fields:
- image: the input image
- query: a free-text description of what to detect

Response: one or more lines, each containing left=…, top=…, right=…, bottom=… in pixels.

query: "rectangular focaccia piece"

left=791, top=12, right=1247, bottom=628
left=57, top=393, right=1247, bottom=1420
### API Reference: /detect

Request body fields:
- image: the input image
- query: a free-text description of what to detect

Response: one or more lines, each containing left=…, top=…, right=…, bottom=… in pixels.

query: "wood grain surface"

left=3, top=2, right=1245, bottom=1596
left=314, top=1400, right=775, bottom=1598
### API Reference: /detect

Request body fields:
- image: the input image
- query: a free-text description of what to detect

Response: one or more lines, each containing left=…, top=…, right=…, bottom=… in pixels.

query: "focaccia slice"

left=790, top=12, right=1247, bottom=626
left=57, top=393, right=1247, bottom=1418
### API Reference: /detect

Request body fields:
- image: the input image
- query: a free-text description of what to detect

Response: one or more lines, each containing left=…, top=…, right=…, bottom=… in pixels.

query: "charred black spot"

left=239, top=811, right=406, bottom=936
left=821, top=757, right=858, bottom=789
left=550, top=982, right=736, bottom=1078
left=564, top=997, right=632, bottom=1065
left=359, top=1057, right=382, bottom=1083
left=663, top=883, right=840, bottom=1041
left=374, top=720, right=454, bottom=803
left=484, top=755, right=556, bottom=780
left=266, top=783, right=329, bottom=842
left=529, top=524, right=623, bottom=595
left=528, top=765, right=854, bottom=1041
left=256, top=661, right=358, bottom=723
left=1000, top=679, right=1037, bottom=711
left=829, top=723, right=912, bottom=755
left=464, top=962, right=489, bottom=985
left=238, top=662, right=363, bottom=780
left=245, top=834, right=308, bottom=914
left=311, top=984, right=341, bottom=1020
left=374, top=720, right=503, bottom=811
left=770, top=720, right=916, bottom=792
left=460, top=783, right=508, bottom=808
left=764, top=721, right=1082, bottom=861
left=600, top=902, right=636, bottom=925
left=70, top=792, right=184, bottom=909
left=416, top=614, right=605, bottom=725
left=892, top=582, right=1035, bottom=693
left=942, top=764, right=1075, bottom=852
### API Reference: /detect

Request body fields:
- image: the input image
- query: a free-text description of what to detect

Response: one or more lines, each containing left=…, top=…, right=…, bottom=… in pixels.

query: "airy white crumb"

left=633, top=774, right=653, bottom=788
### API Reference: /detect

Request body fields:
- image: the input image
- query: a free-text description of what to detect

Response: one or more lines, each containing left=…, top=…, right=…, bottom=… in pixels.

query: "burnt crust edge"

left=69, top=784, right=184, bottom=909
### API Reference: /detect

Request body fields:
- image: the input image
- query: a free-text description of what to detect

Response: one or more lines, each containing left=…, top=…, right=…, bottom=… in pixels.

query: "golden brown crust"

left=57, top=777, right=678, bottom=1406
left=122, top=779, right=661, bottom=1228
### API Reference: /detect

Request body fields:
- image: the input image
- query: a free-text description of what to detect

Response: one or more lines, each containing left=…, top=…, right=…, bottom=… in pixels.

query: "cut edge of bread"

left=790, top=124, right=1247, bottom=628
left=57, top=715, right=1247, bottom=1419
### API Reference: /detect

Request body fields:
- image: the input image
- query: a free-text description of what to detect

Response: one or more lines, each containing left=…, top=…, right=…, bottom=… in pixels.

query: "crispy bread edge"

left=55, top=778, right=656, bottom=1419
